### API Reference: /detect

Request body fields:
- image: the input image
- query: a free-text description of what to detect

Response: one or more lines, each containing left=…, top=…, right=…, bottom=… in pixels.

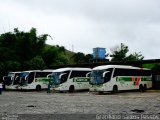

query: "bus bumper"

left=5, top=85, right=19, bottom=90
left=89, top=85, right=111, bottom=92
left=89, top=86, right=98, bottom=92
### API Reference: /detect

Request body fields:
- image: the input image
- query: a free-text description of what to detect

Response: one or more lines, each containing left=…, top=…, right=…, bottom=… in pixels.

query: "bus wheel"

left=143, top=84, right=147, bottom=92
left=69, top=85, right=74, bottom=93
left=112, top=85, right=118, bottom=94
left=36, top=85, right=41, bottom=91
left=139, top=84, right=143, bottom=92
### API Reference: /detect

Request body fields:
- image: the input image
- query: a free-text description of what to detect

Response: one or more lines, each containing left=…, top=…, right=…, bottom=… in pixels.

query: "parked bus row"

left=3, top=70, right=53, bottom=91
left=2, top=65, right=152, bottom=93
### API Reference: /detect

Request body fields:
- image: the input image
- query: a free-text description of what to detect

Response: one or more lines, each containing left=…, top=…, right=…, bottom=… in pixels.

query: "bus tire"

left=143, top=84, right=147, bottom=92
left=69, top=85, right=74, bottom=93
left=112, top=85, right=118, bottom=94
left=36, top=85, right=41, bottom=91
left=139, top=84, right=143, bottom=92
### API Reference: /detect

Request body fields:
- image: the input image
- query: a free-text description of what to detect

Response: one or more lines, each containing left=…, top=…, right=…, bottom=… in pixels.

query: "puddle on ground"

left=26, top=105, right=36, bottom=107
left=131, top=109, right=144, bottom=113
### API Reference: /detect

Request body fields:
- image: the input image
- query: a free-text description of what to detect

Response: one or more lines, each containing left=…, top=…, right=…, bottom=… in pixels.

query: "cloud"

left=0, top=0, right=160, bottom=59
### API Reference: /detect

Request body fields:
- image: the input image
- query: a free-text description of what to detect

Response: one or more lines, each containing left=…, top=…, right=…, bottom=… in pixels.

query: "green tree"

left=28, top=56, right=46, bottom=70
left=111, top=43, right=129, bottom=61
left=14, top=28, right=49, bottom=62
left=85, top=54, right=93, bottom=63
left=143, top=63, right=160, bottom=70
left=72, top=52, right=86, bottom=64
left=42, top=45, right=69, bottom=67
left=0, top=27, right=77, bottom=79
left=0, top=28, right=50, bottom=78
left=0, top=47, right=17, bottom=62
left=125, top=52, right=144, bottom=61
left=111, top=43, right=144, bottom=61
left=0, top=62, right=5, bottom=79
left=42, top=46, right=59, bottom=67
left=5, top=61, right=21, bottom=71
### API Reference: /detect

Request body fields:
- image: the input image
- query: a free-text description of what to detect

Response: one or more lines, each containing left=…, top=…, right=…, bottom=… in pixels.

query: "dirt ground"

left=0, top=90, right=160, bottom=120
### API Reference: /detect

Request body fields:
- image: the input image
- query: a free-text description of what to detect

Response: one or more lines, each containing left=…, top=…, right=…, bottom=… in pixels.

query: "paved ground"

left=0, top=90, right=160, bottom=120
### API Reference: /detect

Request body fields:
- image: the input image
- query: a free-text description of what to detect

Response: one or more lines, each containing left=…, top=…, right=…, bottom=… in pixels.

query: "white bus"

left=3, top=72, right=21, bottom=90
left=51, top=68, right=91, bottom=92
left=17, top=70, right=53, bottom=91
left=89, top=65, right=152, bottom=93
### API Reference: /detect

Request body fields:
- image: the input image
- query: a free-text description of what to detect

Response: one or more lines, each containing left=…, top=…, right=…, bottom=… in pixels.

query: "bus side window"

left=70, top=71, right=89, bottom=78
left=104, top=72, right=112, bottom=82
left=113, top=68, right=151, bottom=77
left=28, top=72, right=35, bottom=84
left=60, top=71, right=70, bottom=83
left=36, top=72, right=52, bottom=78
left=61, top=74, right=68, bottom=83
left=14, top=76, right=19, bottom=84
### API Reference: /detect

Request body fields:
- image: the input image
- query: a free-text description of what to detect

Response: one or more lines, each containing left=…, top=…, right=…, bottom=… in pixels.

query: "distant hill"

left=44, top=44, right=75, bottom=65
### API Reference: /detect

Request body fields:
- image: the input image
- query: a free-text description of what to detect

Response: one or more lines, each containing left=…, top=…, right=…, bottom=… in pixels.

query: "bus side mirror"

left=15, top=76, right=19, bottom=80
left=103, top=71, right=109, bottom=78
left=59, top=73, right=67, bottom=79
left=3, top=76, right=6, bottom=81
left=25, top=76, right=28, bottom=81
left=86, top=72, right=91, bottom=77
left=47, top=74, right=52, bottom=79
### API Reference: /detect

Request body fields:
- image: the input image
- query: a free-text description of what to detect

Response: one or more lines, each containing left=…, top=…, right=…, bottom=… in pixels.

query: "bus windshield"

left=4, top=76, right=13, bottom=85
left=4, top=72, right=16, bottom=85
left=90, top=68, right=113, bottom=85
left=4, top=72, right=21, bottom=86
left=90, top=70, right=105, bottom=85
left=12, top=73, right=21, bottom=85
left=18, top=72, right=29, bottom=86
left=52, top=71, right=69, bottom=85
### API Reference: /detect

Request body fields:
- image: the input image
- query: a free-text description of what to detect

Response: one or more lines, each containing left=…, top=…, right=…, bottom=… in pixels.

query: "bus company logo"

left=132, top=77, right=141, bottom=86
left=75, top=78, right=88, bottom=82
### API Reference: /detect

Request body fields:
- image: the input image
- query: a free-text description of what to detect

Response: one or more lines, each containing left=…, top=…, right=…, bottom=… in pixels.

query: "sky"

left=0, top=0, right=160, bottom=59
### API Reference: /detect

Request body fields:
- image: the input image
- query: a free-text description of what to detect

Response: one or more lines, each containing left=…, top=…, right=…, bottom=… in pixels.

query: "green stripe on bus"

left=117, top=77, right=151, bottom=82
left=92, top=84, right=103, bottom=87
left=38, top=78, right=50, bottom=83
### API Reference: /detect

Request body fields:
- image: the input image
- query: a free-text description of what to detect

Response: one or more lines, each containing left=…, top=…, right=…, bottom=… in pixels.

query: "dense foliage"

left=143, top=63, right=160, bottom=70
left=0, top=28, right=92, bottom=79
